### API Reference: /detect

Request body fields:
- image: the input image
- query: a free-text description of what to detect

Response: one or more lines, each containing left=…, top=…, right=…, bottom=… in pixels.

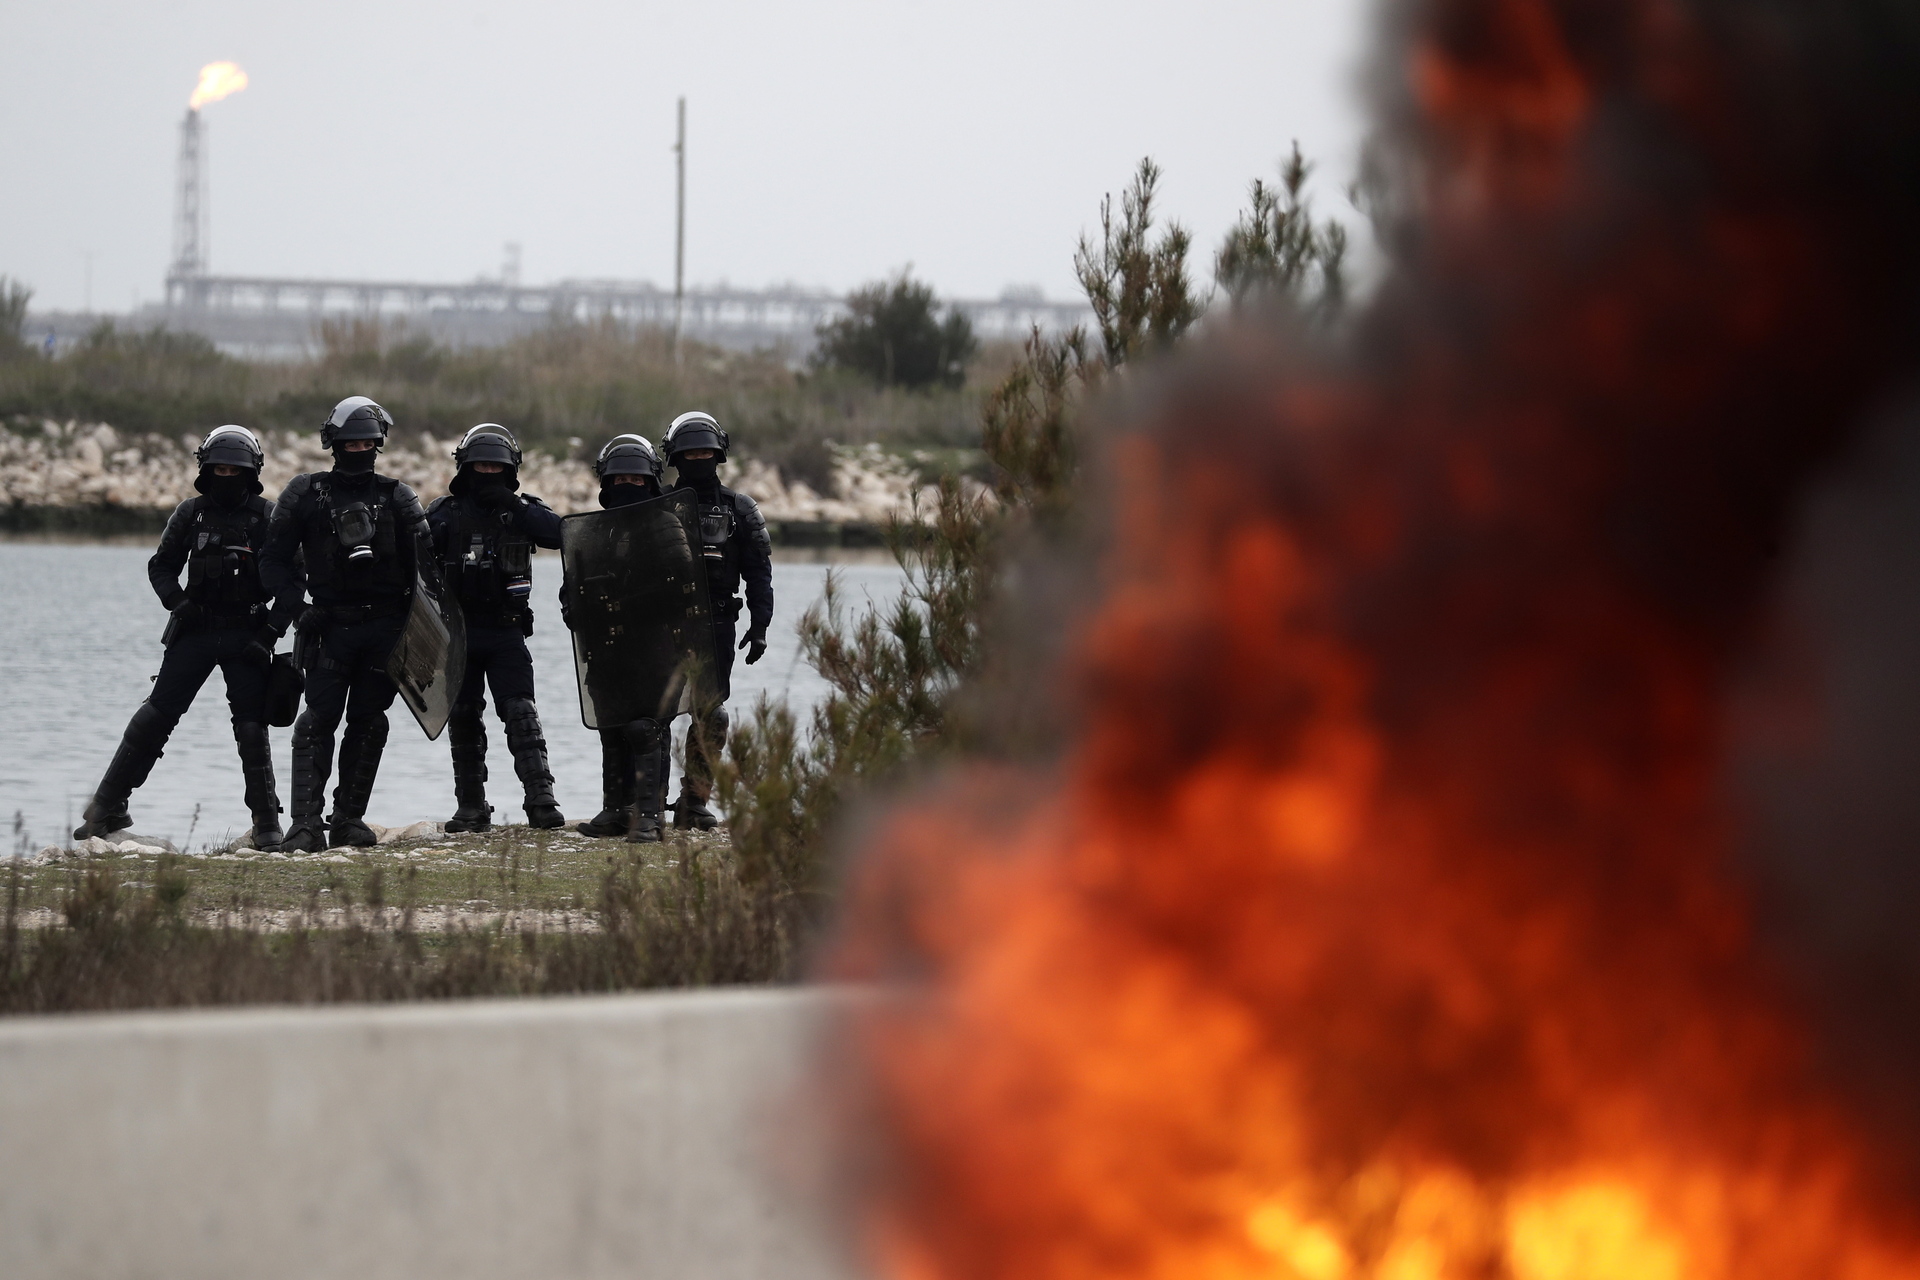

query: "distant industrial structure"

left=25, top=76, right=1094, bottom=360
left=128, top=272, right=1091, bottom=358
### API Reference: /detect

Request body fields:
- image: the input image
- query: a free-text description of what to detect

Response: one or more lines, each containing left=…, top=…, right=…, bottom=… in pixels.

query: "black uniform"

left=74, top=491, right=298, bottom=841
left=427, top=486, right=564, bottom=826
left=260, top=467, right=439, bottom=845
left=668, top=478, right=773, bottom=807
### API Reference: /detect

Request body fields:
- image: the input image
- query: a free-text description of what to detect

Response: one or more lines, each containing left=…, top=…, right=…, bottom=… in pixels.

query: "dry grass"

left=0, top=827, right=817, bottom=1014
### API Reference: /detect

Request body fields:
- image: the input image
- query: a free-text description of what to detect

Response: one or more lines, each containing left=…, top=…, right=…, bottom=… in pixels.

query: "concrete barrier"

left=0, top=988, right=865, bottom=1280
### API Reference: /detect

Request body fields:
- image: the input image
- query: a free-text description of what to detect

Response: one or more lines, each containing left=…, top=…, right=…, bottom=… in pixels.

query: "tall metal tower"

left=171, top=109, right=207, bottom=287
left=166, top=63, right=247, bottom=308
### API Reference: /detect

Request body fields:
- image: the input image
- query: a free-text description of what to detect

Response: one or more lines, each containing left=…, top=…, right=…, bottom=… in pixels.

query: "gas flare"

left=188, top=61, right=248, bottom=111
left=829, top=1, right=1920, bottom=1277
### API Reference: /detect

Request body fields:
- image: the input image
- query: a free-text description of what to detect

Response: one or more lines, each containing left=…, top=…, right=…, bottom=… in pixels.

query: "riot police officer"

left=427, top=424, right=565, bottom=831
left=260, top=396, right=443, bottom=851
left=73, top=425, right=298, bottom=848
left=659, top=411, right=772, bottom=829
left=569, top=434, right=672, bottom=840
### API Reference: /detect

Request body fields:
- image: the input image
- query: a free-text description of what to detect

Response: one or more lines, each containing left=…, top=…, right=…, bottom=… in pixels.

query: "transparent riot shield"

left=386, top=574, right=468, bottom=740
left=561, top=489, right=715, bottom=730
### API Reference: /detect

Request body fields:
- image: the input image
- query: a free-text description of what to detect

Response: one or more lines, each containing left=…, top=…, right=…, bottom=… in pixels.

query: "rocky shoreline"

left=1, top=419, right=953, bottom=541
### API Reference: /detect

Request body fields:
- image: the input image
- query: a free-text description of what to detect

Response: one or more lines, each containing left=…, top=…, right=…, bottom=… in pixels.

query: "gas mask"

left=335, top=502, right=376, bottom=563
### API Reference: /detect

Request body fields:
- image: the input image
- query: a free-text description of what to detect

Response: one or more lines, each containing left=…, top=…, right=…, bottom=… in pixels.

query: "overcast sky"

left=2, top=0, right=1371, bottom=314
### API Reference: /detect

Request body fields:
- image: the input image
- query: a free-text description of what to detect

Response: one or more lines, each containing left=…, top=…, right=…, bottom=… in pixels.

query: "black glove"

left=478, top=486, right=522, bottom=515
left=739, top=629, right=767, bottom=665
left=243, top=626, right=276, bottom=666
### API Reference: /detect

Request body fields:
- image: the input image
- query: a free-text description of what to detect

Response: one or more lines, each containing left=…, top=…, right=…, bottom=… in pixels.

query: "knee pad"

left=345, top=714, right=390, bottom=751
left=128, top=700, right=176, bottom=747
left=624, top=717, right=660, bottom=753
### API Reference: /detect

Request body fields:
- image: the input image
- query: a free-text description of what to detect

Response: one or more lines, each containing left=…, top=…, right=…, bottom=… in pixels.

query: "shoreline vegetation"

left=0, top=309, right=1011, bottom=540
left=2, top=824, right=803, bottom=1013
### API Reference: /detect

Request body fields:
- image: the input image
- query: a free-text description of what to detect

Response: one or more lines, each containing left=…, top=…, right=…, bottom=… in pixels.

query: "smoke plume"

left=827, top=1, right=1920, bottom=1277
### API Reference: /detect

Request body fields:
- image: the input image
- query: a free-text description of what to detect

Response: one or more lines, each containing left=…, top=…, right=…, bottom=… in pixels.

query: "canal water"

left=0, top=541, right=906, bottom=853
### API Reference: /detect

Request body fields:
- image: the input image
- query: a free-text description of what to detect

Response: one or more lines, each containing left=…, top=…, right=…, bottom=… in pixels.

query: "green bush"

left=718, top=150, right=1354, bottom=910
left=812, top=274, right=979, bottom=391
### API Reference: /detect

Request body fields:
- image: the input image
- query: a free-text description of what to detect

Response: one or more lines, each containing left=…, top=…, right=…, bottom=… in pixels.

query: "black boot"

left=671, top=704, right=726, bottom=830
left=626, top=718, right=664, bottom=844
left=282, top=708, right=333, bottom=852
left=503, top=696, right=564, bottom=829
left=234, top=720, right=283, bottom=851
left=444, top=702, right=492, bottom=833
left=74, top=702, right=172, bottom=839
left=575, top=728, right=633, bottom=837
left=327, top=714, right=387, bottom=848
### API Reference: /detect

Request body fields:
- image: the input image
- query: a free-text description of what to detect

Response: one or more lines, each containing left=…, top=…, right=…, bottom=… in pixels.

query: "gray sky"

left=2, top=0, right=1370, bottom=314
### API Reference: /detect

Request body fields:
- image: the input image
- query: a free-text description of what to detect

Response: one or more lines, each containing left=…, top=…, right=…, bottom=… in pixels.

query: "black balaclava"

left=674, top=455, right=720, bottom=490
left=332, top=446, right=378, bottom=479
left=600, top=478, right=657, bottom=508
left=450, top=466, right=519, bottom=498
left=196, top=468, right=257, bottom=505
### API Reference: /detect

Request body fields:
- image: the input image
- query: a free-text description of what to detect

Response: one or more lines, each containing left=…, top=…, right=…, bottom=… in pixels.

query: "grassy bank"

left=1, top=825, right=815, bottom=1013
left=0, top=318, right=1008, bottom=482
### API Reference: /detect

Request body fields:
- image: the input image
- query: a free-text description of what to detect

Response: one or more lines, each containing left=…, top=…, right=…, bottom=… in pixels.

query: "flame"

left=188, top=61, right=248, bottom=110
left=828, top=0, right=1920, bottom=1277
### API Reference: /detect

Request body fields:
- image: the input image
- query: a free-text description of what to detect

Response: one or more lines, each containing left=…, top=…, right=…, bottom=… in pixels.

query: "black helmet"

left=321, top=396, right=393, bottom=449
left=660, top=410, right=728, bottom=463
left=453, top=423, right=523, bottom=469
left=594, top=433, right=662, bottom=480
left=194, top=424, right=264, bottom=472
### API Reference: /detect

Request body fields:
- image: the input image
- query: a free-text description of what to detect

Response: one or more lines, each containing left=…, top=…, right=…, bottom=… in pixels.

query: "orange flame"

left=828, top=0, right=1920, bottom=1276
left=188, top=61, right=248, bottom=111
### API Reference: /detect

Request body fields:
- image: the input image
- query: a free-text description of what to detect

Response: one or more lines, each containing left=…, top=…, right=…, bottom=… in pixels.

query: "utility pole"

left=673, top=96, right=686, bottom=362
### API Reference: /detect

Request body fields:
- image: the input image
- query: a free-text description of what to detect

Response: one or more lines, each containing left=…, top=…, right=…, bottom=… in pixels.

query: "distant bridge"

left=26, top=274, right=1095, bottom=360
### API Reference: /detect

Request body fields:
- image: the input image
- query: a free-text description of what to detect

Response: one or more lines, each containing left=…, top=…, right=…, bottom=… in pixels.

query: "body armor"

left=431, top=495, right=539, bottom=631
left=681, top=485, right=770, bottom=624
left=182, top=498, right=273, bottom=613
left=295, top=473, right=411, bottom=603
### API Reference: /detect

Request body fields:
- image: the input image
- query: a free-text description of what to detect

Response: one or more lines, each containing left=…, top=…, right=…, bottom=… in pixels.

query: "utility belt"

left=309, top=600, right=408, bottom=624
left=162, top=601, right=266, bottom=646
left=711, top=596, right=743, bottom=622
left=293, top=599, right=407, bottom=675
left=465, top=602, right=533, bottom=637
left=198, top=609, right=267, bottom=630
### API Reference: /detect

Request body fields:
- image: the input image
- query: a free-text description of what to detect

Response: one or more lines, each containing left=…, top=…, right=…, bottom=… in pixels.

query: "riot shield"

left=386, top=574, right=468, bottom=740
left=562, top=489, right=715, bottom=730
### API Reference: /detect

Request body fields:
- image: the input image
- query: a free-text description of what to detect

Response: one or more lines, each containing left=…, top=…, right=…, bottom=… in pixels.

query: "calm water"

left=0, top=542, right=905, bottom=852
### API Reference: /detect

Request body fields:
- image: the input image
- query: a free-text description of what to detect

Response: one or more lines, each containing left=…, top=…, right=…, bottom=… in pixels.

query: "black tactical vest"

left=185, top=496, right=273, bottom=613
left=435, top=496, right=534, bottom=623
left=696, top=495, right=742, bottom=609
left=300, top=473, right=410, bottom=600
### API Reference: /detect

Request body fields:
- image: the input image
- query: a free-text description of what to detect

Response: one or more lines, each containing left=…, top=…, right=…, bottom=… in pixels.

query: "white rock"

left=376, top=820, right=442, bottom=844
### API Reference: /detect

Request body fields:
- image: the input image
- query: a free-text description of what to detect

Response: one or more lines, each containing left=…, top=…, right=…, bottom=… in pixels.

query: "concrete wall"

left=0, top=988, right=866, bottom=1280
